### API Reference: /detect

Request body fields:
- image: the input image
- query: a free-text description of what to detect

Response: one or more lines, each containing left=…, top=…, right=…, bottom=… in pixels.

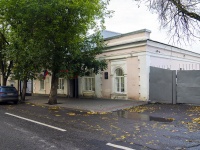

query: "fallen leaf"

left=49, top=106, right=61, bottom=110
left=167, top=118, right=175, bottom=121
left=67, top=113, right=76, bottom=116
left=87, top=112, right=98, bottom=115
left=130, top=142, right=134, bottom=145
left=192, top=117, right=200, bottom=124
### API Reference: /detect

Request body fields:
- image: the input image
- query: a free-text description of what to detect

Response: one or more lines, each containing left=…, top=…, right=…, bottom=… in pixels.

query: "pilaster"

left=138, top=55, right=151, bottom=101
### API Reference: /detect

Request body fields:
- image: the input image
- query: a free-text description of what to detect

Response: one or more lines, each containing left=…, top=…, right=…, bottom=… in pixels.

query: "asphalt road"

left=0, top=110, right=78, bottom=150
left=0, top=102, right=142, bottom=150
left=0, top=102, right=199, bottom=150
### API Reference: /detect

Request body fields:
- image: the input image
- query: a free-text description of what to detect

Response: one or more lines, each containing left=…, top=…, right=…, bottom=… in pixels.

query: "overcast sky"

left=104, top=0, right=200, bottom=53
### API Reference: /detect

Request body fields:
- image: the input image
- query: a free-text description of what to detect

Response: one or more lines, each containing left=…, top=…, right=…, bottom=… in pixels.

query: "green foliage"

left=0, top=0, right=109, bottom=79
left=0, top=18, right=14, bottom=85
left=58, top=32, right=107, bottom=78
left=8, top=31, right=42, bottom=80
left=0, top=21, right=9, bottom=64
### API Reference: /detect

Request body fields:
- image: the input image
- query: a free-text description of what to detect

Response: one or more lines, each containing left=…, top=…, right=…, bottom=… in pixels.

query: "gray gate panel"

left=149, top=67, right=173, bottom=103
left=172, top=71, right=177, bottom=104
left=177, top=70, right=200, bottom=104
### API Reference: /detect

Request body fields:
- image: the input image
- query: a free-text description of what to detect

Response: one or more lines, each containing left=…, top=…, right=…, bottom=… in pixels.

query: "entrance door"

left=69, top=78, right=78, bottom=98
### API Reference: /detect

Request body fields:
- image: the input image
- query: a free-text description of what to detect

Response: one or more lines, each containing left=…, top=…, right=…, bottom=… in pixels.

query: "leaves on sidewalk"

left=48, top=106, right=61, bottom=110
left=126, top=105, right=157, bottom=113
left=192, top=117, right=200, bottom=124
left=67, top=112, right=76, bottom=116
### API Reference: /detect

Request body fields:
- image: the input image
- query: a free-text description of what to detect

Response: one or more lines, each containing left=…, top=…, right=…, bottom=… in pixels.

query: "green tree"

left=0, top=21, right=13, bottom=86
left=0, top=0, right=109, bottom=104
left=9, top=33, right=42, bottom=102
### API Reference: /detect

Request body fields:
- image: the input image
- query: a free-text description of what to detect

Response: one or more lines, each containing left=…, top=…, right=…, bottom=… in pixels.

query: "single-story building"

left=32, top=29, right=200, bottom=101
left=0, top=75, right=32, bottom=95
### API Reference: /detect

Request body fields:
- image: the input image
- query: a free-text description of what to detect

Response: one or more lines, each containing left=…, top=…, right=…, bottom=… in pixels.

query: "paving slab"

left=25, top=95, right=147, bottom=113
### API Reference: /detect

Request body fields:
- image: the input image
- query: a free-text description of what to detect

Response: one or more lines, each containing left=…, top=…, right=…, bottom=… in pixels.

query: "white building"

left=33, top=29, right=200, bottom=101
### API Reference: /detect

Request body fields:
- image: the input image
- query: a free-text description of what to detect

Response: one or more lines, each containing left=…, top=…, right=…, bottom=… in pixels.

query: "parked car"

left=0, top=86, right=19, bottom=104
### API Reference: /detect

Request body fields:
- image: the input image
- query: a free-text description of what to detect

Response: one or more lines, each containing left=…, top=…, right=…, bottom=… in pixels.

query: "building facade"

left=33, top=29, right=200, bottom=101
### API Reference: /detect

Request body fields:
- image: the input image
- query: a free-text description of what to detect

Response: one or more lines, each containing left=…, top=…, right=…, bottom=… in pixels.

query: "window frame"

left=115, top=68, right=125, bottom=93
left=85, top=77, right=95, bottom=91
left=58, top=78, right=64, bottom=90
left=84, top=70, right=95, bottom=91
left=40, top=79, right=45, bottom=90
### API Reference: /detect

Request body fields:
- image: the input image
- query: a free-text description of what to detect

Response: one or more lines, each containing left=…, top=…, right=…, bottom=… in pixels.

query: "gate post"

left=172, top=70, right=177, bottom=104
left=138, top=55, right=151, bottom=101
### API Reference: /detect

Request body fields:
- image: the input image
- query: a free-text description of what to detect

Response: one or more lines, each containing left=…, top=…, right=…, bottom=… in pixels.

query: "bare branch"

left=170, top=0, right=200, bottom=21
left=135, top=0, right=200, bottom=43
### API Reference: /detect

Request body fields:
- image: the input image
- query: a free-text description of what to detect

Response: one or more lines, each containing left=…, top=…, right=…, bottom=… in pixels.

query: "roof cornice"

left=104, top=29, right=151, bottom=41
left=147, top=39, right=200, bottom=57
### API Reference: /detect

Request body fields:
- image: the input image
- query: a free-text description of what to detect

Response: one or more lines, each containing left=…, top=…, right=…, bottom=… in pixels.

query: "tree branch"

left=0, top=31, right=9, bottom=45
left=170, top=0, right=200, bottom=21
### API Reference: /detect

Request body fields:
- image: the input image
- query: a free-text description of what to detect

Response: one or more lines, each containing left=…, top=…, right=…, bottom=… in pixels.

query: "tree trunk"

left=2, top=77, right=7, bottom=86
left=21, top=78, right=27, bottom=102
left=48, top=72, right=58, bottom=105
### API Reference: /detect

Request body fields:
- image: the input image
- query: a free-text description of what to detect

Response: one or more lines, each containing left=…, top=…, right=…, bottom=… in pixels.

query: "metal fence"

left=149, top=67, right=200, bottom=104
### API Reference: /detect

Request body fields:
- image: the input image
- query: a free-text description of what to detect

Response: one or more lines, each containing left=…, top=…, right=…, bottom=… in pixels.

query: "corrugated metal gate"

left=177, top=70, right=200, bottom=104
left=149, top=67, right=200, bottom=104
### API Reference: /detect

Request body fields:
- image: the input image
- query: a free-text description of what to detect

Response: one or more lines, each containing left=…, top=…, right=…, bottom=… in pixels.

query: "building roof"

left=101, top=30, right=121, bottom=39
left=102, top=29, right=200, bottom=56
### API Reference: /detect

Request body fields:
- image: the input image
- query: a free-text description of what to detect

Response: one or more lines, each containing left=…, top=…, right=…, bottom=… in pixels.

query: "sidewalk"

left=25, top=95, right=147, bottom=113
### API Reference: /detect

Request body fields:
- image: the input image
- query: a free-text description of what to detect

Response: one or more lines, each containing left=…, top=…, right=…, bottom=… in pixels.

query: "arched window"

left=115, top=68, right=124, bottom=93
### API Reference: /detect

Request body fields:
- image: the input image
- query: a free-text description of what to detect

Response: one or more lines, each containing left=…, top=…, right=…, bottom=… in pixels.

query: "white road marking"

left=5, top=113, right=66, bottom=132
left=106, top=143, right=135, bottom=150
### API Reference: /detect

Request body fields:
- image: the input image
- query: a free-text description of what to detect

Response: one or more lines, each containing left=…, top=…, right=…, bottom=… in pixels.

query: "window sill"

left=112, top=92, right=127, bottom=95
left=83, top=91, right=95, bottom=97
left=111, top=93, right=127, bottom=100
left=38, top=89, right=46, bottom=94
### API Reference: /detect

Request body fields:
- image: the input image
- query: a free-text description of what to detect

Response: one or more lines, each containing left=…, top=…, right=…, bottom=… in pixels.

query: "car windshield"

left=1, top=87, right=17, bottom=92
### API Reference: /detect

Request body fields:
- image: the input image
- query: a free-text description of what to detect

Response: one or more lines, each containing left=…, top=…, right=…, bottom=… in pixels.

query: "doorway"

left=69, top=78, right=78, bottom=98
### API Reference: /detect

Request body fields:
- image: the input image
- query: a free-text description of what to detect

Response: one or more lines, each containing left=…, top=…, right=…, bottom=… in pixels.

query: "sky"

left=104, top=0, right=200, bottom=53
